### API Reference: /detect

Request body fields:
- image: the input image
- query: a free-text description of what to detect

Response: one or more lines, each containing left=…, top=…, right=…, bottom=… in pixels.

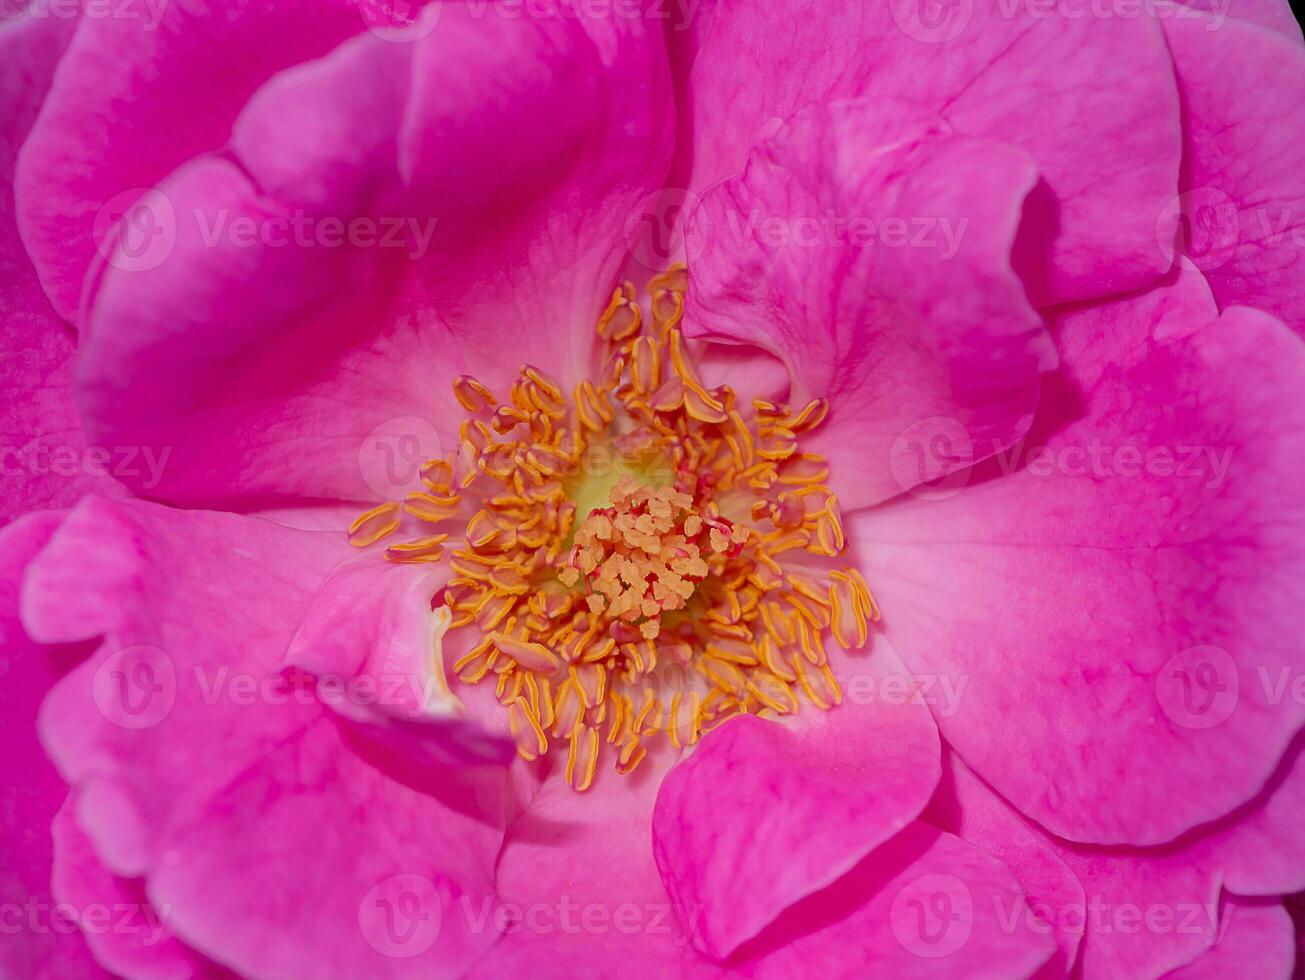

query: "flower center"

left=348, top=266, right=877, bottom=790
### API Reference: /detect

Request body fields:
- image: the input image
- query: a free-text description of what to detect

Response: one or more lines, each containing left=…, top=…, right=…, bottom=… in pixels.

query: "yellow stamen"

left=348, top=264, right=874, bottom=789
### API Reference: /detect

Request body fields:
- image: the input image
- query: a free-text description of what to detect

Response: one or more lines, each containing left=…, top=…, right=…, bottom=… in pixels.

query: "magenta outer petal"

left=12, top=0, right=363, bottom=324
left=50, top=796, right=216, bottom=979
left=0, top=7, right=119, bottom=522
left=934, top=733, right=1305, bottom=976
left=733, top=822, right=1056, bottom=978
left=0, top=513, right=105, bottom=979
left=925, top=751, right=1086, bottom=977
left=1162, top=898, right=1295, bottom=980
left=1165, top=14, right=1305, bottom=337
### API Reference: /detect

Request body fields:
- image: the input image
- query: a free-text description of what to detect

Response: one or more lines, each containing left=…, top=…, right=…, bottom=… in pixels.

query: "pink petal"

left=285, top=556, right=515, bottom=766
left=0, top=7, right=119, bottom=521
left=678, top=0, right=1181, bottom=306
left=75, top=8, right=673, bottom=504
left=936, top=747, right=1305, bottom=977
left=0, top=513, right=105, bottom=979
left=925, top=750, right=1086, bottom=977
left=474, top=762, right=714, bottom=978
left=1164, top=15, right=1305, bottom=337
left=50, top=796, right=215, bottom=979
left=27, top=497, right=505, bottom=978
left=652, top=645, right=941, bottom=959
left=851, top=273, right=1305, bottom=845
left=684, top=98, right=1052, bottom=510
left=1184, top=0, right=1303, bottom=38
left=12, top=0, right=364, bottom=323
left=733, top=822, right=1056, bottom=978
left=1163, top=898, right=1295, bottom=980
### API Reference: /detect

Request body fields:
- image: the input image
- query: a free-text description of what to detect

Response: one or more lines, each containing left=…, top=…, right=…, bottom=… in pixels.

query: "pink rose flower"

left=2, top=0, right=1303, bottom=977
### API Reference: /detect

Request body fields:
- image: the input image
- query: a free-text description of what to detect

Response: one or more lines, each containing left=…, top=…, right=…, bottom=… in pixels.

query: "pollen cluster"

left=349, top=266, right=877, bottom=790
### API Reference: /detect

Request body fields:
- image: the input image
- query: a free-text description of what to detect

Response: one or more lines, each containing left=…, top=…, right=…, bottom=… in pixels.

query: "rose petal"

left=50, top=796, right=215, bottom=979
left=1163, top=897, right=1295, bottom=980
left=852, top=274, right=1305, bottom=844
left=13, top=0, right=363, bottom=323
left=1165, top=14, right=1305, bottom=337
left=28, top=497, right=506, bottom=978
left=0, top=512, right=105, bottom=978
left=684, top=98, right=1052, bottom=510
left=75, top=7, right=674, bottom=505
left=679, top=0, right=1181, bottom=305
left=652, top=644, right=941, bottom=959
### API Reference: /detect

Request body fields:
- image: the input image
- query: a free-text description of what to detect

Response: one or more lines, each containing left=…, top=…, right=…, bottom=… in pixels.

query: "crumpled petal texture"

left=1, top=0, right=1303, bottom=977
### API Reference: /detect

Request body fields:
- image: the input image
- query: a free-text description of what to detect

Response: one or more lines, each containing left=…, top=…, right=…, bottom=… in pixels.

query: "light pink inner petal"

left=733, top=822, right=1056, bottom=978
left=684, top=98, right=1052, bottom=510
left=285, top=556, right=515, bottom=766
left=652, top=644, right=940, bottom=960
